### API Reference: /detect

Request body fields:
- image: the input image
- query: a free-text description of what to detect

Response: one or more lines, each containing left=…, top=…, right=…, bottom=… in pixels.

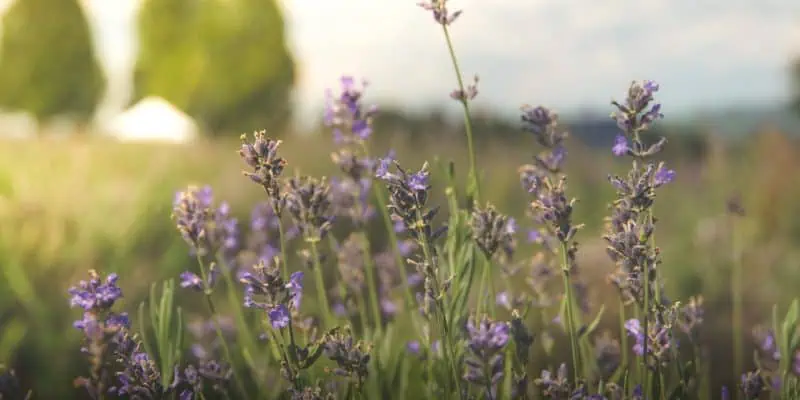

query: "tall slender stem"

left=416, top=217, right=461, bottom=399
left=731, top=216, right=744, bottom=400
left=559, top=242, right=581, bottom=384
left=619, top=299, right=629, bottom=381
left=196, top=256, right=250, bottom=400
left=308, top=238, right=334, bottom=328
left=440, top=25, right=481, bottom=205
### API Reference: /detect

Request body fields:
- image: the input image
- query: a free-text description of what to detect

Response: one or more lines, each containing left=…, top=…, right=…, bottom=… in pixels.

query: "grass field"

left=1, top=127, right=800, bottom=398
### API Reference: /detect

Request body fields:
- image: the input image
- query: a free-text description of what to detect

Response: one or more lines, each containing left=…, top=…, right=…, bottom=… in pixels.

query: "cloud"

left=285, top=0, right=799, bottom=126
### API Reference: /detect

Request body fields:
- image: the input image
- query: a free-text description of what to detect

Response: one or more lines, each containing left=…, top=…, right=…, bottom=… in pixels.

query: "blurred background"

left=0, top=0, right=799, bottom=398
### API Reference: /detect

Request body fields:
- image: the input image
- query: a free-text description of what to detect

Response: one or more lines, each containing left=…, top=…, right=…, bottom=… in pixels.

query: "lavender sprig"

left=462, top=316, right=510, bottom=399
left=69, top=269, right=128, bottom=399
left=604, top=80, right=676, bottom=396
left=518, top=105, right=587, bottom=383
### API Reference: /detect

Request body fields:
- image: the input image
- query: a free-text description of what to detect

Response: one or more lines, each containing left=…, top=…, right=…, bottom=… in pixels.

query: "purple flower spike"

left=324, top=75, right=377, bottom=143
left=68, top=270, right=123, bottom=312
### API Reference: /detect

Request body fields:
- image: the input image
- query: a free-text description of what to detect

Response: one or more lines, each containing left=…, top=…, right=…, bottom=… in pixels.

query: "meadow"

left=3, top=2, right=800, bottom=399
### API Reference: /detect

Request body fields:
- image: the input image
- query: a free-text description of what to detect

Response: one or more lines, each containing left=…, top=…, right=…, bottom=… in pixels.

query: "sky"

left=12, top=0, right=800, bottom=128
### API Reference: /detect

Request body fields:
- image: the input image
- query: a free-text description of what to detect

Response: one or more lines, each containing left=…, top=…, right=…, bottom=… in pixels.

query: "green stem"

left=731, top=216, right=744, bottom=400
left=643, top=283, right=651, bottom=397
left=276, top=215, right=290, bottom=280
left=215, top=256, right=263, bottom=356
left=416, top=220, right=461, bottom=399
left=202, top=290, right=250, bottom=399
left=358, top=231, right=383, bottom=332
left=476, top=257, right=489, bottom=318
left=195, top=256, right=250, bottom=399
left=308, top=238, right=334, bottom=328
left=619, top=299, right=629, bottom=380
left=559, top=242, right=581, bottom=384
left=486, top=256, right=497, bottom=318
left=440, top=24, right=481, bottom=205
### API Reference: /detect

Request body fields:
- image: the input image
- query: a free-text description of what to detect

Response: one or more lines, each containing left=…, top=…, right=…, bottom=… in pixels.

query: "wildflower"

left=740, top=370, right=764, bottom=399
left=68, top=270, right=130, bottom=399
left=462, top=316, right=510, bottom=397
left=451, top=75, right=480, bottom=102
left=285, top=176, right=334, bottom=240
left=520, top=105, right=568, bottom=172
left=172, top=185, right=239, bottom=258
left=528, top=175, right=582, bottom=244
left=378, top=158, right=446, bottom=244
left=239, top=131, right=287, bottom=208
left=269, top=305, right=291, bottom=329
left=677, top=295, right=704, bottom=339
left=406, top=341, right=421, bottom=355
left=612, top=135, right=629, bottom=156
left=496, top=292, right=511, bottom=310
left=624, top=317, right=676, bottom=366
left=594, top=332, right=621, bottom=380
left=179, top=264, right=219, bottom=292
left=109, top=335, right=164, bottom=398
left=380, top=297, right=398, bottom=318
left=417, top=0, right=462, bottom=25
left=509, top=310, right=534, bottom=367
left=611, top=80, right=664, bottom=135
left=329, top=177, right=374, bottom=227
left=534, top=363, right=572, bottom=398
left=288, top=383, right=337, bottom=400
left=68, top=270, right=123, bottom=312
left=324, top=76, right=378, bottom=143
left=240, top=259, right=304, bottom=329
left=323, top=327, right=371, bottom=385
left=654, top=164, right=676, bottom=187
left=471, top=204, right=517, bottom=260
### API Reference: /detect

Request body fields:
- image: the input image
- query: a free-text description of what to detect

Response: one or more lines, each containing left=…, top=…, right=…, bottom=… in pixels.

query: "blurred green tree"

left=0, top=0, right=106, bottom=127
left=133, top=0, right=296, bottom=137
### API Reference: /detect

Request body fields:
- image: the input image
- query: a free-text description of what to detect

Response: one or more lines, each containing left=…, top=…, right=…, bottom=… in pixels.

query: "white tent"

left=106, top=96, right=198, bottom=143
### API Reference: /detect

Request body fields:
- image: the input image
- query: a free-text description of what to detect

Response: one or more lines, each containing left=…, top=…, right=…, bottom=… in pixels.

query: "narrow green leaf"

left=581, top=305, right=606, bottom=339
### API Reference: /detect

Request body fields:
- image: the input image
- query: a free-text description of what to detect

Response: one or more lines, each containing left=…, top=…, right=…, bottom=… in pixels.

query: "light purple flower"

left=612, top=135, right=629, bottom=156
left=654, top=165, right=676, bottom=187
left=268, top=305, right=291, bottom=329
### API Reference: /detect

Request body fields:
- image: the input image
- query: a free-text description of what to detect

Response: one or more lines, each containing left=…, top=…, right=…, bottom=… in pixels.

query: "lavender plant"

left=23, top=1, right=797, bottom=399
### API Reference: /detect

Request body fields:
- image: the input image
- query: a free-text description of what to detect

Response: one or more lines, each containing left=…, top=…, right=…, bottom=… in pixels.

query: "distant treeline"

left=0, top=0, right=295, bottom=137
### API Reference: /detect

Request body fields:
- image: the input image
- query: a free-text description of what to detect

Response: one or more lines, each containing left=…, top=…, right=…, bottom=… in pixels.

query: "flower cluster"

left=624, top=317, right=677, bottom=368
left=240, top=259, right=304, bottom=329
left=462, top=316, right=510, bottom=398
left=322, top=327, right=371, bottom=387
left=172, top=185, right=239, bottom=263
left=377, top=155, right=445, bottom=246
left=285, top=176, right=334, bottom=241
left=471, top=204, right=517, bottom=261
left=324, top=76, right=377, bottom=144
left=417, top=0, right=462, bottom=26
left=239, top=131, right=288, bottom=210
left=68, top=270, right=129, bottom=398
